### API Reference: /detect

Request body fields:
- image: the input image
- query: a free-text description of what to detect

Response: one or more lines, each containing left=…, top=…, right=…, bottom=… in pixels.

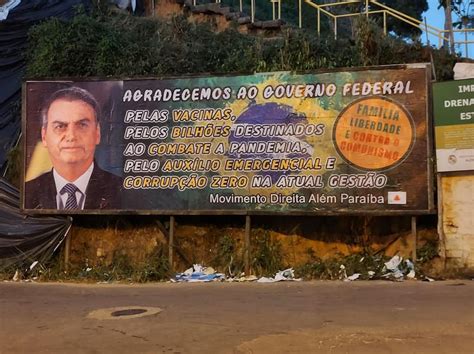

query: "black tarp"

left=0, top=178, right=71, bottom=268
left=0, top=0, right=90, bottom=172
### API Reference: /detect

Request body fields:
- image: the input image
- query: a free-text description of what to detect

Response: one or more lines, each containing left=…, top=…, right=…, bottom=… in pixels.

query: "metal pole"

left=383, top=11, right=387, bottom=35
left=278, top=0, right=281, bottom=20
left=299, top=0, right=302, bottom=28
left=272, top=1, right=275, bottom=20
left=251, top=0, right=255, bottom=23
left=366, top=0, right=369, bottom=17
left=169, top=216, right=175, bottom=270
left=465, top=30, right=468, bottom=58
left=411, top=216, right=417, bottom=263
left=334, top=17, right=337, bottom=40
left=244, top=215, right=251, bottom=275
left=317, top=8, right=320, bottom=36
left=240, top=0, right=242, bottom=13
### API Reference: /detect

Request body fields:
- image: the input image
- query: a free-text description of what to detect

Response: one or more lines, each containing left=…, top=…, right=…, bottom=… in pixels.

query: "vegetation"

left=251, top=230, right=285, bottom=276
left=211, top=234, right=245, bottom=277
left=295, top=249, right=384, bottom=280
left=26, top=6, right=457, bottom=81
left=0, top=246, right=170, bottom=283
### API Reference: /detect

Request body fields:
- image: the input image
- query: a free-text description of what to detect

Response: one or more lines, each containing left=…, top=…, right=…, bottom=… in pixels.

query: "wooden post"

left=169, top=216, right=175, bottom=270
left=244, top=215, right=251, bottom=275
left=411, top=216, right=417, bottom=262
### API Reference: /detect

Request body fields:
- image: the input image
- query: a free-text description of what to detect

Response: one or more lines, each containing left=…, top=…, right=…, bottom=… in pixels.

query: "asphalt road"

left=1, top=280, right=473, bottom=354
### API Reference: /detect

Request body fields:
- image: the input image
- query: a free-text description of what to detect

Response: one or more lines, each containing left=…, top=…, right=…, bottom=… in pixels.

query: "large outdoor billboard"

left=433, top=78, right=474, bottom=172
left=22, top=64, right=434, bottom=215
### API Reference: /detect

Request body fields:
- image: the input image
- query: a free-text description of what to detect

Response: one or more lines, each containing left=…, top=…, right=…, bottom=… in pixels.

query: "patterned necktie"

left=61, top=183, right=79, bottom=210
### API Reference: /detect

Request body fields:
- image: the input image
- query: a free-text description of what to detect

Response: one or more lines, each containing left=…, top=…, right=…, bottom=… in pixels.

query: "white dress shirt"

left=53, top=163, right=94, bottom=210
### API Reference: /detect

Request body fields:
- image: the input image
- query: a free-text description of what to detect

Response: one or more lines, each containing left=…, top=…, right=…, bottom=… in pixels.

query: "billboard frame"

left=21, top=63, right=436, bottom=216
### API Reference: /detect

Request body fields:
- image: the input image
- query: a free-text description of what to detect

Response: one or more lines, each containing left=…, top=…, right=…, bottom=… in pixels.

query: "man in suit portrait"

left=25, top=86, right=122, bottom=210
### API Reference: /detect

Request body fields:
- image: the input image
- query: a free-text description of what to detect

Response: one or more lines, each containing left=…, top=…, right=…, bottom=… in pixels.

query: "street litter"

left=339, top=264, right=347, bottom=280
left=405, top=259, right=416, bottom=279
left=256, top=268, right=301, bottom=283
left=29, top=261, right=39, bottom=271
left=384, top=255, right=402, bottom=271
left=344, top=273, right=360, bottom=281
left=422, top=275, right=435, bottom=282
left=382, top=255, right=417, bottom=281
left=227, top=274, right=258, bottom=282
left=173, top=264, right=225, bottom=282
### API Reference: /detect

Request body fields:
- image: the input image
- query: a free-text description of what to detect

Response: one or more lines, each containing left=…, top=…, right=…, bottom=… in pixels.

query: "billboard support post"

left=169, top=216, right=175, bottom=271
left=411, top=216, right=417, bottom=263
left=245, top=215, right=251, bottom=275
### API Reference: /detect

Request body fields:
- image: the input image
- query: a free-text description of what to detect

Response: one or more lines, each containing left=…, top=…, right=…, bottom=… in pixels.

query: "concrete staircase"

left=150, top=0, right=285, bottom=35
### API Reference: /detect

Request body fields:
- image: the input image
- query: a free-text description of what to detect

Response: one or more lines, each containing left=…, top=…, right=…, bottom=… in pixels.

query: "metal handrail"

left=300, top=0, right=472, bottom=57
left=187, top=0, right=472, bottom=57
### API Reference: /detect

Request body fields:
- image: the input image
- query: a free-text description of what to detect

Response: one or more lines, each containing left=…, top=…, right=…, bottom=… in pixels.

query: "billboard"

left=22, top=64, right=434, bottom=215
left=433, top=78, right=474, bottom=172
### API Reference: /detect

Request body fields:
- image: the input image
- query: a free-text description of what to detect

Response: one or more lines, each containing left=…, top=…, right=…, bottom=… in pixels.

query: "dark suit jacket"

left=25, top=164, right=122, bottom=210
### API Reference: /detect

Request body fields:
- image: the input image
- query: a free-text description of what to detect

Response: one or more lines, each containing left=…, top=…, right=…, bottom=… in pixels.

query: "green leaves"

left=26, top=10, right=456, bottom=81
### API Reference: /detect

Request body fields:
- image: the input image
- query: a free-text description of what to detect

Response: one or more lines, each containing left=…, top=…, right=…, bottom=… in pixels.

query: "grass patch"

left=0, top=246, right=170, bottom=283
left=295, top=250, right=389, bottom=280
left=417, top=240, right=438, bottom=264
left=211, top=234, right=244, bottom=277
left=251, top=230, right=285, bottom=276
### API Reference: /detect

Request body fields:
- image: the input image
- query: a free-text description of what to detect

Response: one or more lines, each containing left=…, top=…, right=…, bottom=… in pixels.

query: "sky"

left=423, top=0, right=473, bottom=58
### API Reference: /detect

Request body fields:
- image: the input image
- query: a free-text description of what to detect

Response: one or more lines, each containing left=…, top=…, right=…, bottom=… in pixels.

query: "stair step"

left=250, top=19, right=285, bottom=29
left=225, top=11, right=245, bottom=20
left=237, top=16, right=251, bottom=24
left=192, top=2, right=225, bottom=14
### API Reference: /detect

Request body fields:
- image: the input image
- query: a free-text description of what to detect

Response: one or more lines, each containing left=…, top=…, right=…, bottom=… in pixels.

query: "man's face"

left=42, top=99, right=100, bottom=171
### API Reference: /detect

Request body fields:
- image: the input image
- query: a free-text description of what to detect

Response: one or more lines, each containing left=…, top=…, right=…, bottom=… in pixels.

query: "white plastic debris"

left=344, top=273, right=360, bottom=281
left=382, top=256, right=419, bottom=281
left=256, top=277, right=275, bottom=283
left=12, top=270, right=20, bottom=282
left=174, top=264, right=225, bottom=282
left=274, top=268, right=297, bottom=281
left=0, top=0, right=21, bottom=21
left=339, top=264, right=348, bottom=280
left=384, top=255, right=402, bottom=271
left=257, top=268, right=301, bottom=283
left=382, top=255, right=405, bottom=280
left=405, top=260, right=416, bottom=279
left=227, top=274, right=258, bottom=282
left=368, top=271, right=375, bottom=278
left=29, top=261, right=39, bottom=271
left=203, top=266, right=216, bottom=275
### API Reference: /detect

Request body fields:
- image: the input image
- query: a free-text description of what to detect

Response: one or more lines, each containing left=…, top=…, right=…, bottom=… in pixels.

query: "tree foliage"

left=376, top=0, right=429, bottom=38
left=26, top=9, right=456, bottom=81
